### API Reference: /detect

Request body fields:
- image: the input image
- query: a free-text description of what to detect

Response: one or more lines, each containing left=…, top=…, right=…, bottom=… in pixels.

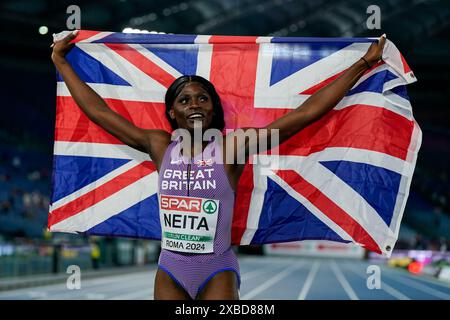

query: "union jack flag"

left=49, top=30, right=421, bottom=256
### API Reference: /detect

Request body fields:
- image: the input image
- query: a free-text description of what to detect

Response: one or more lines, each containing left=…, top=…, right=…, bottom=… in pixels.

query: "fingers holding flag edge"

left=50, top=29, right=79, bottom=48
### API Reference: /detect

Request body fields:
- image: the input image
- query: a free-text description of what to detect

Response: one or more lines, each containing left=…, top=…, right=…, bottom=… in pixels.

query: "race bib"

left=159, top=194, right=219, bottom=253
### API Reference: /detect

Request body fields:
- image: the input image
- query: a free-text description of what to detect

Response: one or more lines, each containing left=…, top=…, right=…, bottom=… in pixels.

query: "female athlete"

left=52, top=31, right=385, bottom=300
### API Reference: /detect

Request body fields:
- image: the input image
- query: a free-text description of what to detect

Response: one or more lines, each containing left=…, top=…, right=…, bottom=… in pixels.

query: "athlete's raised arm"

left=226, top=34, right=386, bottom=169
left=51, top=30, right=171, bottom=170
left=265, top=35, right=386, bottom=142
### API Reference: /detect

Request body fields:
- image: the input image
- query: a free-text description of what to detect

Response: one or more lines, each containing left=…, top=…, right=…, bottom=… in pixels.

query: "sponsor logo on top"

left=160, top=195, right=202, bottom=213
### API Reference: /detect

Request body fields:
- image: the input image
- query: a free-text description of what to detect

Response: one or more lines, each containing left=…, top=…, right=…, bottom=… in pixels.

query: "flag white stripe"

left=53, top=141, right=151, bottom=161
left=54, top=141, right=412, bottom=176
left=128, top=43, right=183, bottom=79
left=243, top=144, right=412, bottom=252
left=384, top=90, right=413, bottom=111
left=254, top=82, right=413, bottom=121
left=254, top=42, right=371, bottom=108
left=258, top=147, right=412, bottom=176
left=82, top=32, right=114, bottom=43
left=49, top=160, right=144, bottom=211
left=256, top=36, right=273, bottom=43
left=274, top=42, right=368, bottom=92
left=288, top=158, right=396, bottom=253
left=382, top=39, right=416, bottom=85
left=266, top=155, right=397, bottom=249
left=389, top=121, right=422, bottom=253
left=50, top=171, right=159, bottom=232
left=195, top=39, right=213, bottom=79
left=334, top=91, right=413, bottom=119
left=241, top=146, right=410, bottom=246
left=266, top=173, right=355, bottom=243
left=194, top=35, right=211, bottom=44
left=57, top=82, right=164, bottom=103
left=76, top=43, right=167, bottom=93
left=352, top=63, right=388, bottom=88
left=240, top=163, right=269, bottom=245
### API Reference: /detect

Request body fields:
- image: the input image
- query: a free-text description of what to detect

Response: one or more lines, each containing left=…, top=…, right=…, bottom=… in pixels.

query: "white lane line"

left=382, top=265, right=450, bottom=290
left=241, top=262, right=305, bottom=300
left=362, top=262, right=450, bottom=298
left=1, top=282, right=70, bottom=297
left=380, top=282, right=411, bottom=300
left=298, top=260, right=320, bottom=300
left=107, top=271, right=157, bottom=300
left=86, top=293, right=106, bottom=300
left=344, top=263, right=411, bottom=300
left=121, top=266, right=279, bottom=300
left=241, top=266, right=275, bottom=281
left=239, top=256, right=299, bottom=265
left=35, top=271, right=156, bottom=300
left=27, top=291, right=48, bottom=299
left=330, top=260, right=359, bottom=300
left=0, top=270, right=156, bottom=300
left=381, top=271, right=450, bottom=300
left=109, top=288, right=154, bottom=300
left=132, top=266, right=275, bottom=300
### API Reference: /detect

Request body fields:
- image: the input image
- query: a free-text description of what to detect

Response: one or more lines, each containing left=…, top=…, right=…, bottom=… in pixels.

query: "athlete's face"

left=169, top=82, right=214, bottom=131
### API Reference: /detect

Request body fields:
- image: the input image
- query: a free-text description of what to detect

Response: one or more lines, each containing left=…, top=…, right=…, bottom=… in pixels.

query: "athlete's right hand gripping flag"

left=49, top=31, right=421, bottom=257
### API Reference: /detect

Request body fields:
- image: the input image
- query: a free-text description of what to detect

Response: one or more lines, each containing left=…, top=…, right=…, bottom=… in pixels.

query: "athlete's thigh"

left=197, top=270, right=239, bottom=300
left=154, top=268, right=191, bottom=300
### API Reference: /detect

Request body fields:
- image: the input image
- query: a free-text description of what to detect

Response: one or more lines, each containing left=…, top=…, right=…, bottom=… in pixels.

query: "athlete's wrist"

left=360, top=57, right=371, bottom=69
left=51, top=53, right=68, bottom=66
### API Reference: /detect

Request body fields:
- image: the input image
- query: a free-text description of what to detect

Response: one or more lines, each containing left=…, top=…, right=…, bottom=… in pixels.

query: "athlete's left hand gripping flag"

left=49, top=30, right=421, bottom=257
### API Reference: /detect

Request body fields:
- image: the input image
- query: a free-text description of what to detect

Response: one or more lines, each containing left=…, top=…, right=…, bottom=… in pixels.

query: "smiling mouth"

left=187, top=112, right=205, bottom=121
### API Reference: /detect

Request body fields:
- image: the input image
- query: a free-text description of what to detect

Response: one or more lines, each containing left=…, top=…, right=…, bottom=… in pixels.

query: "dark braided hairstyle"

left=164, top=75, right=225, bottom=131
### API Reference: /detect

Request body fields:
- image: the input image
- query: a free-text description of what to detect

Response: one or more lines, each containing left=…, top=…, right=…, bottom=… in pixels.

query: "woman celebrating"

left=51, top=30, right=385, bottom=300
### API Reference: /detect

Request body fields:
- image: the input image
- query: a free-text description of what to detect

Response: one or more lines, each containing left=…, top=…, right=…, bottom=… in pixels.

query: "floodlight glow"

left=39, top=26, right=48, bottom=35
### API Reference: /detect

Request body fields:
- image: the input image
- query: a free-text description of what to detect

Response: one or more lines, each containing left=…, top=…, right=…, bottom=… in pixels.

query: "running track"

left=1, top=256, right=449, bottom=300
